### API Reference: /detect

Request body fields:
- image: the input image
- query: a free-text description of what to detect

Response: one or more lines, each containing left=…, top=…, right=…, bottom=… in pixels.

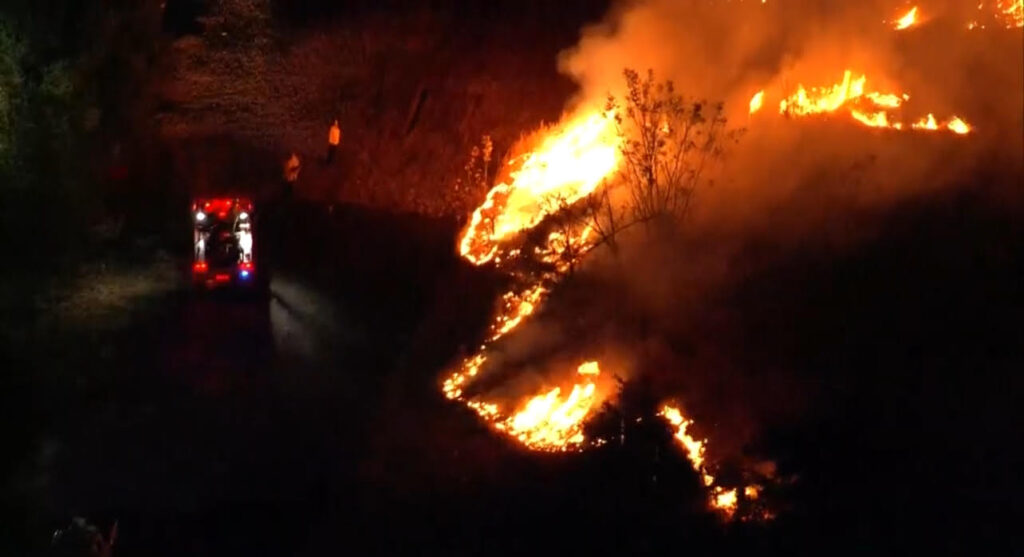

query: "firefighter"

left=327, top=119, right=341, bottom=163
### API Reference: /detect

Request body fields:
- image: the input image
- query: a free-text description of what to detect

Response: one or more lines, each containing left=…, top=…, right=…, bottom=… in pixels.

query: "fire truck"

left=190, top=197, right=265, bottom=292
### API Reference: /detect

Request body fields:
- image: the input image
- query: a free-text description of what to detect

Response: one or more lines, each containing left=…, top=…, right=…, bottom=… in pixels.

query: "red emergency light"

left=193, top=262, right=208, bottom=273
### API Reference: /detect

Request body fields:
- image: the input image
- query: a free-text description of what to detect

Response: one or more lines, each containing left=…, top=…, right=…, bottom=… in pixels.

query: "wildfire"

left=996, top=0, right=1023, bottom=27
left=490, top=361, right=605, bottom=450
left=748, top=90, right=764, bottom=114
left=912, top=113, right=972, bottom=134
left=659, top=404, right=766, bottom=517
left=712, top=487, right=739, bottom=514
left=458, top=112, right=620, bottom=265
left=947, top=116, right=971, bottom=135
left=659, top=404, right=712, bottom=484
left=443, top=110, right=623, bottom=452
left=777, top=70, right=970, bottom=134
left=894, top=6, right=919, bottom=30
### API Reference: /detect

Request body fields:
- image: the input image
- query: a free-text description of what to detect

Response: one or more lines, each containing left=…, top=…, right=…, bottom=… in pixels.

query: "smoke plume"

left=547, top=0, right=1023, bottom=456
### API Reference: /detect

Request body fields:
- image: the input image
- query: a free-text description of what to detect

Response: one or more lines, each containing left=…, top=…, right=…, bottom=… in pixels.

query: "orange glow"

left=660, top=403, right=767, bottom=517
left=779, top=70, right=871, bottom=116
left=912, top=113, right=939, bottom=130
left=712, top=487, right=739, bottom=515
left=749, top=90, right=764, bottom=114
left=947, top=116, right=971, bottom=135
left=659, top=404, right=710, bottom=481
left=443, top=110, right=624, bottom=451
left=490, top=284, right=548, bottom=341
left=997, top=0, right=1023, bottom=27
left=497, top=361, right=604, bottom=450
left=777, top=70, right=971, bottom=135
left=458, top=112, right=620, bottom=265
left=894, top=6, right=919, bottom=30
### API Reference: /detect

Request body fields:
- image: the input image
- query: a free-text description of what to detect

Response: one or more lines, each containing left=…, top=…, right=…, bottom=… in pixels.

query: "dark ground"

left=2, top=180, right=1020, bottom=556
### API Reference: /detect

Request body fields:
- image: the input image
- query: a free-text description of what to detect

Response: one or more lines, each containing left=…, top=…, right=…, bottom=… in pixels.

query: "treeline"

left=0, top=1, right=163, bottom=267
left=269, top=0, right=610, bottom=27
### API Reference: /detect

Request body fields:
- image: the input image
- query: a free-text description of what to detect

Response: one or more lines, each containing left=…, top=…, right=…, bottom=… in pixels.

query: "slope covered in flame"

left=443, top=110, right=620, bottom=452
left=458, top=112, right=620, bottom=265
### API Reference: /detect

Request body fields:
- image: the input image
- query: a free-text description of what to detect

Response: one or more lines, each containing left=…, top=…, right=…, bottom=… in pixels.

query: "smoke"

left=548, top=0, right=1023, bottom=456
left=555, top=0, right=1023, bottom=297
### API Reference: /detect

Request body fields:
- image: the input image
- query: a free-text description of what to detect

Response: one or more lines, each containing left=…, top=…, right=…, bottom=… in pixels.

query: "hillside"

left=155, top=0, right=605, bottom=215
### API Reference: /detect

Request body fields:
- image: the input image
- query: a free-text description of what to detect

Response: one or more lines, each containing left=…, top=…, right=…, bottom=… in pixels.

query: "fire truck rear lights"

left=195, top=211, right=206, bottom=221
left=193, top=262, right=208, bottom=273
left=214, top=274, right=231, bottom=282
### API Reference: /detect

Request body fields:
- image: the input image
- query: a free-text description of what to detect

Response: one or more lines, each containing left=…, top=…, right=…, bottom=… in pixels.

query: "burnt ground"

left=2, top=180, right=1021, bottom=556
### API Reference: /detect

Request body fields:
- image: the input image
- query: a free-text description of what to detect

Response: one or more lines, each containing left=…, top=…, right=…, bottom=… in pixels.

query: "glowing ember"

left=749, top=90, right=764, bottom=114
left=894, top=6, right=919, bottom=30
left=458, top=112, right=620, bottom=265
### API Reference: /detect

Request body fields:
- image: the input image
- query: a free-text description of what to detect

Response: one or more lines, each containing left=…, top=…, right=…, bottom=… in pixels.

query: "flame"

left=779, top=70, right=870, bottom=116
left=458, top=112, right=620, bottom=265
left=443, top=110, right=623, bottom=452
left=947, top=116, right=971, bottom=135
left=749, top=90, right=764, bottom=114
left=894, top=6, right=919, bottom=30
left=712, top=487, right=739, bottom=515
left=997, top=0, right=1023, bottom=27
left=660, top=404, right=767, bottom=517
left=912, top=113, right=938, bottom=130
left=659, top=404, right=711, bottom=483
left=777, top=70, right=971, bottom=134
left=490, top=284, right=548, bottom=341
left=494, top=361, right=604, bottom=450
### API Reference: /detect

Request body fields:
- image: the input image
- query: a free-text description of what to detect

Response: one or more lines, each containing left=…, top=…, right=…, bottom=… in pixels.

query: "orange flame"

left=493, top=361, right=604, bottom=450
left=659, top=404, right=711, bottom=483
left=749, top=90, right=765, bottom=114
left=894, top=6, right=919, bottom=30
left=660, top=404, right=764, bottom=517
left=443, top=110, right=623, bottom=451
left=777, top=70, right=971, bottom=134
left=458, top=112, right=620, bottom=265
left=947, top=116, right=971, bottom=135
